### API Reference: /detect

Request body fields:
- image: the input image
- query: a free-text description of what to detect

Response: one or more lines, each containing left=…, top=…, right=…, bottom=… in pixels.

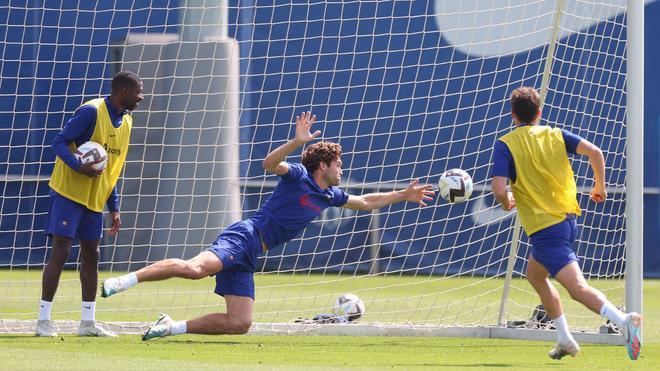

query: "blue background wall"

left=0, top=0, right=658, bottom=277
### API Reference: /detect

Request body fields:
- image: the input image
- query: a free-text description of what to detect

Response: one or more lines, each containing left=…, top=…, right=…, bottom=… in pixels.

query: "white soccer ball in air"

left=333, top=293, right=365, bottom=322
left=75, top=141, right=107, bottom=171
left=438, top=168, right=473, bottom=203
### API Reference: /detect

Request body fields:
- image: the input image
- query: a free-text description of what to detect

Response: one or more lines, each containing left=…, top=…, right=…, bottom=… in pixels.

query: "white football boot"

left=35, top=320, right=58, bottom=337
left=548, top=338, right=580, bottom=360
left=142, top=313, right=173, bottom=341
left=77, top=320, right=118, bottom=337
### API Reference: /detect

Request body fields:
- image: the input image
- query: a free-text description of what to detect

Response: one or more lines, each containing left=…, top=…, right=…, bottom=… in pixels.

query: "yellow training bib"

left=49, top=98, right=131, bottom=212
left=499, top=125, right=581, bottom=235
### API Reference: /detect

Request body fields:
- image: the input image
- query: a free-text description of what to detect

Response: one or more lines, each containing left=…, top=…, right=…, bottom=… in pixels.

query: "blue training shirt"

left=50, top=97, right=127, bottom=212
left=491, top=128, right=583, bottom=182
left=249, top=163, right=349, bottom=249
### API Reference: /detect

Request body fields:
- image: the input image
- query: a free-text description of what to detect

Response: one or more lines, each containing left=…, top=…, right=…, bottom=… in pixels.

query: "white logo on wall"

left=434, top=0, right=641, bottom=58
left=469, top=192, right=515, bottom=227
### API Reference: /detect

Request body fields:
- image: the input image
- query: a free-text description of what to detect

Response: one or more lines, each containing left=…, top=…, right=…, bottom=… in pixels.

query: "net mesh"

left=0, top=0, right=628, bottom=334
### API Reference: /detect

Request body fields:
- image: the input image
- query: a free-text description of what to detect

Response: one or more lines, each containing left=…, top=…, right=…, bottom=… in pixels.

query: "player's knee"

left=567, top=282, right=590, bottom=301
left=229, top=318, right=252, bottom=334
left=526, top=271, right=544, bottom=285
left=80, top=248, right=100, bottom=263
left=49, top=245, right=71, bottom=263
left=181, top=262, right=208, bottom=280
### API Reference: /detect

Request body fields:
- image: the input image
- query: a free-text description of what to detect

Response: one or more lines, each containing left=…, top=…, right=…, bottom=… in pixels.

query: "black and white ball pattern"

left=332, top=293, right=365, bottom=322
left=438, top=168, right=473, bottom=203
left=74, top=141, right=107, bottom=171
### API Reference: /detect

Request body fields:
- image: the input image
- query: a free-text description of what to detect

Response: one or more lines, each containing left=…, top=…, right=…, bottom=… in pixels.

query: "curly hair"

left=510, top=87, right=541, bottom=124
left=302, top=141, right=342, bottom=173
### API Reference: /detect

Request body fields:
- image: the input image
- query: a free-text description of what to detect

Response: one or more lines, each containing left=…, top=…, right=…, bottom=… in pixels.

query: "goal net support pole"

left=497, top=0, right=567, bottom=328
left=625, top=0, right=644, bottom=331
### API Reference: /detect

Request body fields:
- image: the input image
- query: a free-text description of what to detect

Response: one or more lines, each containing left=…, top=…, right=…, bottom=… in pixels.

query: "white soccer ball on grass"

left=333, top=293, right=365, bottom=322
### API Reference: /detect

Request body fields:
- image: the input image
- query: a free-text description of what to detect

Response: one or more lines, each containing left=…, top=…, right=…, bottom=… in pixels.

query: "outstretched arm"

left=262, top=111, right=320, bottom=175
left=343, top=179, right=435, bottom=211
left=576, top=139, right=606, bottom=202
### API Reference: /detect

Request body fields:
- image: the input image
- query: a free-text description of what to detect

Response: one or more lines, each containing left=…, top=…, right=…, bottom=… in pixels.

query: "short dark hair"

left=510, top=87, right=541, bottom=124
left=111, top=71, right=141, bottom=93
left=302, top=141, right=342, bottom=173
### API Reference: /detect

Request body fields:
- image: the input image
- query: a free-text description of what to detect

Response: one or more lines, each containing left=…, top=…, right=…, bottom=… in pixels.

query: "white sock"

left=552, top=314, right=574, bottom=344
left=38, top=300, right=52, bottom=321
left=600, top=302, right=626, bottom=327
left=170, top=321, right=187, bottom=335
left=119, top=273, right=138, bottom=290
left=82, top=301, right=96, bottom=321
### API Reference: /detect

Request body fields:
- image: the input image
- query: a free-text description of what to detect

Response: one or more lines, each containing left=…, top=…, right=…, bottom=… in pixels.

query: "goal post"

left=625, top=0, right=644, bottom=322
left=0, top=1, right=641, bottom=344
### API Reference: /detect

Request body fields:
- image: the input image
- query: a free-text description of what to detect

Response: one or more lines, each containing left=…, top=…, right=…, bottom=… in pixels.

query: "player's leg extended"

left=527, top=255, right=580, bottom=359
left=101, top=251, right=223, bottom=297
left=141, top=221, right=259, bottom=340
left=555, top=261, right=642, bottom=360
left=554, top=261, right=607, bottom=313
left=137, top=251, right=223, bottom=282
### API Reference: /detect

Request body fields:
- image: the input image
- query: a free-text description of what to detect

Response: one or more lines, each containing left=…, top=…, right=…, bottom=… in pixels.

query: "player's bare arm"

left=491, top=176, right=515, bottom=211
left=262, top=111, right=320, bottom=175
left=576, top=139, right=606, bottom=203
left=343, top=179, right=435, bottom=211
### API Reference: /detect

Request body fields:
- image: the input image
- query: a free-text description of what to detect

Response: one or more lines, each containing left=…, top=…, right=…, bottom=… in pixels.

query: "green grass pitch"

left=1, top=271, right=658, bottom=370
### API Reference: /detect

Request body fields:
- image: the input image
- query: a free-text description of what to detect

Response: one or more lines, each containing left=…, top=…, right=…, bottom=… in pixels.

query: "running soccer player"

left=101, top=111, right=435, bottom=340
left=491, top=87, right=642, bottom=360
left=36, top=71, right=143, bottom=337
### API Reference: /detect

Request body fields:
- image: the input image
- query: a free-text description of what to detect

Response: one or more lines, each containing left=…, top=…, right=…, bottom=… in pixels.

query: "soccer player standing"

left=36, top=71, right=143, bottom=337
left=491, top=87, right=642, bottom=360
left=101, top=111, right=435, bottom=340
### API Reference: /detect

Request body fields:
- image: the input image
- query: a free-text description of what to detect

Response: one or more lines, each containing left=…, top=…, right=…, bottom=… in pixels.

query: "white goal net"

left=0, top=1, right=637, bottom=343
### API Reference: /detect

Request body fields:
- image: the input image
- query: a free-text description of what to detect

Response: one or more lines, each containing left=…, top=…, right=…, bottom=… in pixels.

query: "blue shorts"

left=44, top=191, right=103, bottom=240
left=206, top=220, right=261, bottom=299
left=529, top=215, right=579, bottom=277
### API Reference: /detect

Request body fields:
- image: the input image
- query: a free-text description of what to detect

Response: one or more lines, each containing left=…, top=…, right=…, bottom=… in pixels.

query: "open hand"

left=403, top=179, right=435, bottom=207
left=295, top=111, right=321, bottom=144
